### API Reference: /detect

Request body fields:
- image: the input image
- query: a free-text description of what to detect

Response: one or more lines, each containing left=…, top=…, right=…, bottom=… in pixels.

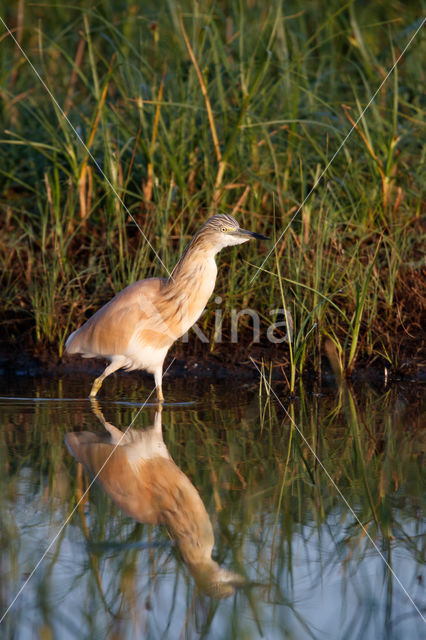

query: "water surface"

left=0, top=374, right=424, bottom=639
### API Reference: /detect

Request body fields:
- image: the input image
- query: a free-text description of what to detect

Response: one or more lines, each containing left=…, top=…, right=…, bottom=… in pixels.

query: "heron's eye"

left=220, top=226, right=227, bottom=232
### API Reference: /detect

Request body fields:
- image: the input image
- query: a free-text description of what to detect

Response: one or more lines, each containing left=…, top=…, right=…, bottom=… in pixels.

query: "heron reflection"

left=65, top=403, right=244, bottom=598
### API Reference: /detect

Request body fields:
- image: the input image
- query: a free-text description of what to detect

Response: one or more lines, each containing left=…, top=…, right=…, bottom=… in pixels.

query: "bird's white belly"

left=122, top=342, right=169, bottom=374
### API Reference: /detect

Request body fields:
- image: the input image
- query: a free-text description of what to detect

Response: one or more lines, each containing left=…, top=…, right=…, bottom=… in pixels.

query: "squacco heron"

left=66, top=214, right=268, bottom=401
left=65, top=405, right=245, bottom=597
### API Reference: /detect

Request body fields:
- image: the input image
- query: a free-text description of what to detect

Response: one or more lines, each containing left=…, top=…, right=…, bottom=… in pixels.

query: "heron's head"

left=199, top=214, right=268, bottom=252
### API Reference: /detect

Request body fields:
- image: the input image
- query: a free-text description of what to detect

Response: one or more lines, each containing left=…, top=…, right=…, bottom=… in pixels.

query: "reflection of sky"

left=3, top=471, right=424, bottom=640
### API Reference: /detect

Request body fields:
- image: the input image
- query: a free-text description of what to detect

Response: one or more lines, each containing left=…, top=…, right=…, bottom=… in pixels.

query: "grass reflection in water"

left=0, top=378, right=424, bottom=639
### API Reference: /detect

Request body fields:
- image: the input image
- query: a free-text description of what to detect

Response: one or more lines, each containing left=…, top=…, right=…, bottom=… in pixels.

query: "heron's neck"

left=168, top=237, right=217, bottom=288
left=159, top=240, right=218, bottom=324
left=158, top=239, right=218, bottom=336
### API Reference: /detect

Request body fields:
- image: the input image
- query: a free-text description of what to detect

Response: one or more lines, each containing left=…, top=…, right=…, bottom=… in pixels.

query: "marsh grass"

left=0, top=1, right=424, bottom=378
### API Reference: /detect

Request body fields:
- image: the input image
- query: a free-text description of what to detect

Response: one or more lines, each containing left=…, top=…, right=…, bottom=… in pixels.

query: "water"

left=0, top=374, right=424, bottom=639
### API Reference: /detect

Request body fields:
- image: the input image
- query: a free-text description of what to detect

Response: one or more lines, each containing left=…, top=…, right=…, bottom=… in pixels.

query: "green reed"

left=0, top=1, right=424, bottom=376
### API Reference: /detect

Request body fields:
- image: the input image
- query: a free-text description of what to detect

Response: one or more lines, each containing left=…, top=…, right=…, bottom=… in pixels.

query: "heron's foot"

left=156, top=387, right=164, bottom=403
left=89, top=376, right=103, bottom=398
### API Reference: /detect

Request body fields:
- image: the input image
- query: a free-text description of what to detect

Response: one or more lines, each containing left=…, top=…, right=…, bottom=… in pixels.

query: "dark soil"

left=0, top=336, right=424, bottom=390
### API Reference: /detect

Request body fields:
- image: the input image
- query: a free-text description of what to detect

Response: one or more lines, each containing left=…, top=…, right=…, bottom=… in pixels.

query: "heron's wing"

left=66, top=278, right=166, bottom=356
left=66, top=432, right=214, bottom=548
left=65, top=433, right=171, bottom=523
left=65, top=433, right=151, bottom=513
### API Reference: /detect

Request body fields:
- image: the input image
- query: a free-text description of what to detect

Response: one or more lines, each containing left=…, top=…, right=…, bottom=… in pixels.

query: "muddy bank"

left=0, top=342, right=424, bottom=387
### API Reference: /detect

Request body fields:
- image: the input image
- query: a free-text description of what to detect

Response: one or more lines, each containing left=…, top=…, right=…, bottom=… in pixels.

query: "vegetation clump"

left=1, top=1, right=424, bottom=380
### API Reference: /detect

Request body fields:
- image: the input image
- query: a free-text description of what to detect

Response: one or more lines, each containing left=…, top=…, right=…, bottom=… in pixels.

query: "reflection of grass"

left=0, top=379, right=424, bottom=636
left=1, top=2, right=424, bottom=376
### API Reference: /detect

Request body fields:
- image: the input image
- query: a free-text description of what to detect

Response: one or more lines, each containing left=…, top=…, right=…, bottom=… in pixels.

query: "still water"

left=0, top=374, right=424, bottom=639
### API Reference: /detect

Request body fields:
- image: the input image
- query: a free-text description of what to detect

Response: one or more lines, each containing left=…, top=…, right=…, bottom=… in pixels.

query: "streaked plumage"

left=65, top=405, right=245, bottom=597
left=66, top=214, right=268, bottom=400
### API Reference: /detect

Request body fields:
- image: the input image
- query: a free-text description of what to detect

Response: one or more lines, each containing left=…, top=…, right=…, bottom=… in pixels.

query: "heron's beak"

left=234, top=228, right=269, bottom=241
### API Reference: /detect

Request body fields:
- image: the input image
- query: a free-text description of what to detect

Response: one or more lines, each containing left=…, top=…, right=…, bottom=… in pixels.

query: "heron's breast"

left=132, top=258, right=217, bottom=343
left=179, top=259, right=217, bottom=327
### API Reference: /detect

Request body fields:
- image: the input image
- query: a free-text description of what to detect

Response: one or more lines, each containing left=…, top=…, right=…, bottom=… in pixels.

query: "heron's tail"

left=65, top=330, right=79, bottom=353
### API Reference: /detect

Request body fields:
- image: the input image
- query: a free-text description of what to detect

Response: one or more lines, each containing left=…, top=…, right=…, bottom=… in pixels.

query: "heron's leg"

left=89, top=398, right=125, bottom=442
left=90, top=376, right=104, bottom=397
left=154, top=367, right=164, bottom=403
left=89, top=398, right=104, bottom=420
left=89, top=358, right=126, bottom=398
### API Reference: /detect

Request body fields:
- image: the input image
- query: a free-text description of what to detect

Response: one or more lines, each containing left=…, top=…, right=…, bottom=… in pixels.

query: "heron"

left=65, top=403, right=245, bottom=597
left=65, top=214, right=268, bottom=401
